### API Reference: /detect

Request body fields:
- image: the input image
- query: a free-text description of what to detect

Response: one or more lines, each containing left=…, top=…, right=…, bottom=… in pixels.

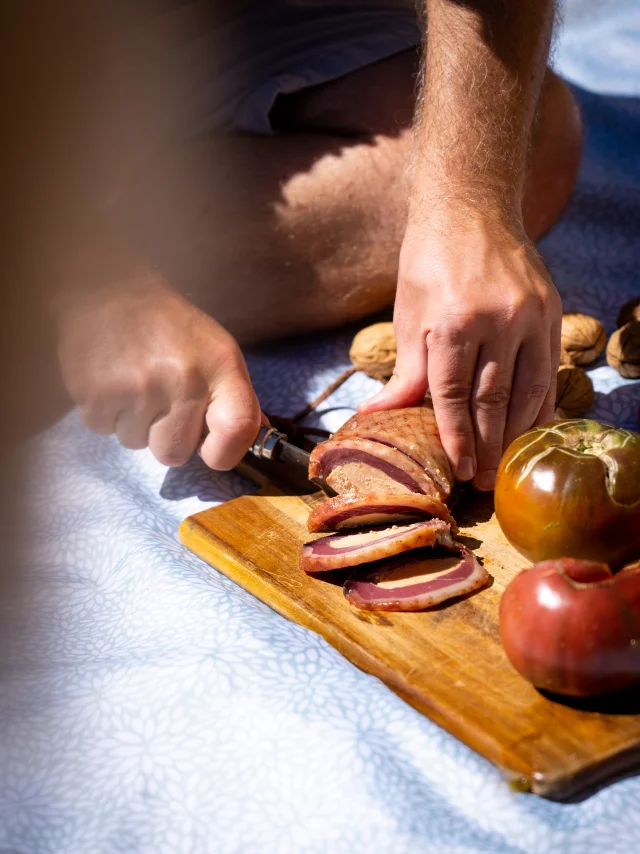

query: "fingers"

left=79, top=393, right=123, bottom=436
left=115, top=386, right=168, bottom=451
left=148, top=397, right=207, bottom=467
left=78, top=355, right=260, bottom=471
left=426, top=330, right=479, bottom=482
left=115, top=408, right=158, bottom=451
left=199, top=363, right=262, bottom=471
left=467, top=320, right=559, bottom=488
left=535, top=376, right=557, bottom=429
left=58, top=280, right=264, bottom=469
left=503, top=336, right=552, bottom=449
left=534, top=313, right=562, bottom=427
left=358, top=318, right=428, bottom=414
left=79, top=404, right=118, bottom=437
left=505, top=307, right=561, bottom=443
left=80, top=376, right=165, bottom=443
left=470, top=346, right=516, bottom=491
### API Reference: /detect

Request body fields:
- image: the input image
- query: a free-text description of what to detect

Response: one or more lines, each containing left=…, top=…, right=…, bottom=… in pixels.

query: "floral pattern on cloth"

left=1, top=5, right=640, bottom=854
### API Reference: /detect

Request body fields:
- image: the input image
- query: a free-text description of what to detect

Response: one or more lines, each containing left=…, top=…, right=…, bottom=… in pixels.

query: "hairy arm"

left=414, top=0, right=554, bottom=215
left=363, top=0, right=563, bottom=491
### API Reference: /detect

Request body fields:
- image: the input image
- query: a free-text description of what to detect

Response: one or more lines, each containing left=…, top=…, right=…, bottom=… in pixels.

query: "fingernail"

left=475, top=470, right=497, bottom=492
left=457, top=456, right=475, bottom=481
left=360, top=389, right=385, bottom=410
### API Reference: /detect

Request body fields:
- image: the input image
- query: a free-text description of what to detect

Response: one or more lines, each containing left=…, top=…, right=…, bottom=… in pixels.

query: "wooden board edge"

left=179, top=513, right=534, bottom=790
left=179, top=502, right=640, bottom=802
left=531, top=741, right=640, bottom=800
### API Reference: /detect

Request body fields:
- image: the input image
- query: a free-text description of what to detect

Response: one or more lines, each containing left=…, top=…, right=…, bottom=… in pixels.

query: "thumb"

left=199, top=362, right=262, bottom=471
left=358, top=324, right=429, bottom=414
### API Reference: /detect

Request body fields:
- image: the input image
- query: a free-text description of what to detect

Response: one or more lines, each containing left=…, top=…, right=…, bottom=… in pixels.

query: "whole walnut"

left=350, top=322, right=397, bottom=379
left=560, top=312, right=606, bottom=366
left=606, top=321, right=640, bottom=379
left=617, top=297, right=640, bottom=328
left=555, top=364, right=595, bottom=419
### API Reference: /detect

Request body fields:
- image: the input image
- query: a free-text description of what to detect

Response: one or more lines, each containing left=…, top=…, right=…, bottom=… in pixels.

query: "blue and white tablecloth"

left=1, top=2, right=639, bottom=852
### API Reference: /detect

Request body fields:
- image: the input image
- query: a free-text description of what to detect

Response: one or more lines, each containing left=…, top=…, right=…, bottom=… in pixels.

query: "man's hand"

left=360, top=212, right=561, bottom=490
left=55, top=275, right=262, bottom=469
left=361, top=0, right=560, bottom=489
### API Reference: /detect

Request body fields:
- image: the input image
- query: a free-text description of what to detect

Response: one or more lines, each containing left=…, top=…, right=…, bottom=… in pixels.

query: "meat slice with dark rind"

left=343, top=546, right=488, bottom=611
left=300, top=519, right=453, bottom=573
left=309, top=437, right=442, bottom=497
left=307, top=492, right=458, bottom=534
left=334, top=406, right=453, bottom=499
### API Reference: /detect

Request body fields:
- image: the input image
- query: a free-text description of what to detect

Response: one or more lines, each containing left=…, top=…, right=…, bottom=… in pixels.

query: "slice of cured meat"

left=308, top=406, right=453, bottom=501
left=343, top=546, right=488, bottom=611
left=309, top=437, right=442, bottom=497
left=335, top=407, right=453, bottom=499
left=307, top=492, right=458, bottom=534
left=300, top=519, right=453, bottom=573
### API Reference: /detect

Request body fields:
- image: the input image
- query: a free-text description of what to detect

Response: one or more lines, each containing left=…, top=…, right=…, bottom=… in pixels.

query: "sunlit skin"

left=494, top=421, right=640, bottom=568
left=31, top=1, right=582, bottom=473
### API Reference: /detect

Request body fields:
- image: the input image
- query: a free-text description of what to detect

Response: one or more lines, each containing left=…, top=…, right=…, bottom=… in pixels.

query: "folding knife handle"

left=250, top=425, right=286, bottom=460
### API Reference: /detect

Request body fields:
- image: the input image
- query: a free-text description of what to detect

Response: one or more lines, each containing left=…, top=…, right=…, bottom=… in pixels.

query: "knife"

left=199, top=420, right=332, bottom=493
left=249, top=425, right=334, bottom=494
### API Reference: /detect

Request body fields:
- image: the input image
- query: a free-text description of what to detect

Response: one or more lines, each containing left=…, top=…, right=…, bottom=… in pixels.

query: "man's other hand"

left=56, top=275, right=262, bottom=469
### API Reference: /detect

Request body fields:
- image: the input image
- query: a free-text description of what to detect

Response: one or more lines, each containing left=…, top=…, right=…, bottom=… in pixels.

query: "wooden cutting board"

left=179, top=467, right=640, bottom=801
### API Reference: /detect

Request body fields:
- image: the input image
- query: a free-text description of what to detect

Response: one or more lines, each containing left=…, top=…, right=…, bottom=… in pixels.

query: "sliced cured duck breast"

left=300, top=519, right=453, bottom=573
left=307, top=492, right=458, bottom=534
left=308, top=437, right=443, bottom=498
left=308, top=406, right=453, bottom=501
left=344, top=546, right=488, bottom=611
left=335, top=407, right=453, bottom=500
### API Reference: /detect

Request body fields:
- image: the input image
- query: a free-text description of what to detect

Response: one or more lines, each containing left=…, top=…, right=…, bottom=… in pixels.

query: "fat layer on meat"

left=343, top=546, right=488, bottom=611
left=334, top=406, right=453, bottom=499
left=307, top=492, right=457, bottom=533
left=309, top=437, right=441, bottom=498
left=300, top=519, right=453, bottom=572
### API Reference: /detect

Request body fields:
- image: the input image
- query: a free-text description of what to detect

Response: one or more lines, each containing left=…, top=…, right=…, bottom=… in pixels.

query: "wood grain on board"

left=179, top=480, right=640, bottom=801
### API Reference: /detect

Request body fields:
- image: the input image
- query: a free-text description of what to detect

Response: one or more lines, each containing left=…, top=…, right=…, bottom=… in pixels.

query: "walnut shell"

left=555, top=364, right=595, bottom=419
left=560, top=312, right=606, bottom=366
left=606, top=321, right=640, bottom=379
left=349, top=322, right=397, bottom=378
left=617, top=297, right=640, bottom=328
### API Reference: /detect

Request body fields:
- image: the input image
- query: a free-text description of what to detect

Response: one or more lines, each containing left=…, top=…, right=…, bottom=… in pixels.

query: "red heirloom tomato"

left=495, top=420, right=640, bottom=568
left=500, top=557, right=640, bottom=696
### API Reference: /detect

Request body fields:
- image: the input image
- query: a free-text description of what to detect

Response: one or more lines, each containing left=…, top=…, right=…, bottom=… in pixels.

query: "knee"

left=522, top=71, right=583, bottom=241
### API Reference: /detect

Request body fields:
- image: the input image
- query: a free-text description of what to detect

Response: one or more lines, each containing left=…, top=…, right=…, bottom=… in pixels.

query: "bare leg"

left=522, top=70, right=583, bottom=240
left=127, top=49, right=582, bottom=344
left=129, top=130, right=410, bottom=343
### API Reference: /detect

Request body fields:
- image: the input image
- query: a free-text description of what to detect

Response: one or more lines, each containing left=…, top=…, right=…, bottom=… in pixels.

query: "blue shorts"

left=167, top=1, right=422, bottom=136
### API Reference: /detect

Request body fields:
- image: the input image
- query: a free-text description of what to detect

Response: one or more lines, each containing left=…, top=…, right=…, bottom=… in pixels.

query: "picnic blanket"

left=1, top=2, right=639, bottom=852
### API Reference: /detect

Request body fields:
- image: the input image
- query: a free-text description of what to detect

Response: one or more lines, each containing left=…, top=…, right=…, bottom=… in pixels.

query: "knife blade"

left=274, top=438, right=311, bottom=470
left=249, top=425, right=334, bottom=494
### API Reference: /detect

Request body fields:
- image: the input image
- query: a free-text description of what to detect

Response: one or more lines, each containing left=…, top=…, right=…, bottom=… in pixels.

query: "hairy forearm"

left=412, top=0, right=555, bottom=218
